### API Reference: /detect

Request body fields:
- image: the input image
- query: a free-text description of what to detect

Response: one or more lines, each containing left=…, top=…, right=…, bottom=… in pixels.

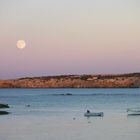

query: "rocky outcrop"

left=0, top=73, right=140, bottom=88
left=0, top=104, right=10, bottom=115
left=0, top=111, right=9, bottom=115
left=0, top=104, right=10, bottom=108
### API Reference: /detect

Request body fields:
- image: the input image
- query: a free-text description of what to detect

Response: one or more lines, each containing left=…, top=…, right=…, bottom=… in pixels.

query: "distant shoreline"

left=0, top=73, right=140, bottom=88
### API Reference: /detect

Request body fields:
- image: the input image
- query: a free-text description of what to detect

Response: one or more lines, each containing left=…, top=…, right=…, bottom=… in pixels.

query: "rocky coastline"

left=0, top=73, right=140, bottom=88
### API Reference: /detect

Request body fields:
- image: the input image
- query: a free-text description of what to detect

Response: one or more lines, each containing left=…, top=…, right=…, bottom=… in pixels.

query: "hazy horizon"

left=1, top=72, right=140, bottom=80
left=0, top=0, right=140, bottom=79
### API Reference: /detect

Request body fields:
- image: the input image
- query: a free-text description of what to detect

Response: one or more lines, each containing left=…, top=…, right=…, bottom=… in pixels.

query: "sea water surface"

left=0, top=88, right=140, bottom=140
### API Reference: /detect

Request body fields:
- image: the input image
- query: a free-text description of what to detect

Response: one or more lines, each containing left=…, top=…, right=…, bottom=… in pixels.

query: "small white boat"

left=84, top=112, right=104, bottom=117
left=127, top=108, right=140, bottom=115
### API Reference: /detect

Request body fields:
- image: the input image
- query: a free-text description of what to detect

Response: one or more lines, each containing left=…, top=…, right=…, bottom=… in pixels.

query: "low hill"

left=0, top=73, right=140, bottom=88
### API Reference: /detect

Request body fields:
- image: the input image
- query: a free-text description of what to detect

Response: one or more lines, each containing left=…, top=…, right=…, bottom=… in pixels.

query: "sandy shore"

left=0, top=114, right=140, bottom=140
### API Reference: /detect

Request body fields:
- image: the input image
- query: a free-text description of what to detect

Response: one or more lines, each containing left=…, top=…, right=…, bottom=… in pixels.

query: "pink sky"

left=0, top=0, right=140, bottom=79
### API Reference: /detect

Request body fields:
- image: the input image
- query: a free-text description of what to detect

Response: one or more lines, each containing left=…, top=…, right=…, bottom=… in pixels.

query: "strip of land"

left=0, top=73, right=140, bottom=88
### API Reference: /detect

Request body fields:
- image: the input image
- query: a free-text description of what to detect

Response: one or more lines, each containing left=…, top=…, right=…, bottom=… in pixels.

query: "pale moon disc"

left=17, top=40, right=26, bottom=49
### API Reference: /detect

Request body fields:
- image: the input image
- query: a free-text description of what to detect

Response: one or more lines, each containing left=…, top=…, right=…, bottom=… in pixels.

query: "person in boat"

left=87, top=110, right=90, bottom=113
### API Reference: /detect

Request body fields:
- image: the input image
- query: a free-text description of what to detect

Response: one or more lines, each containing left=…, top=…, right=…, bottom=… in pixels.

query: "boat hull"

left=127, top=108, right=140, bottom=116
left=127, top=112, right=140, bottom=116
left=84, top=112, right=104, bottom=117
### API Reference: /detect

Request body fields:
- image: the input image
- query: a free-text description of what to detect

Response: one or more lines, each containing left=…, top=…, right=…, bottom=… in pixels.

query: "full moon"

left=17, top=40, right=26, bottom=49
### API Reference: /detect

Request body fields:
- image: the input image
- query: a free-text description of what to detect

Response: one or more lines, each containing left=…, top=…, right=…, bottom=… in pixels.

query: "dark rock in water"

left=58, top=93, right=72, bottom=96
left=60, top=93, right=72, bottom=96
left=66, top=93, right=72, bottom=95
left=0, top=111, right=9, bottom=115
left=26, top=104, right=31, bottom=107
left=0, top=104, right=10, bottom=108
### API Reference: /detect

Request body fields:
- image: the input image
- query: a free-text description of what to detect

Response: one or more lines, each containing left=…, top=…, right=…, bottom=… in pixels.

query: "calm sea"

left=0, top=88, right=140, bottom=140
left=0, top=88, right=140, bottom=117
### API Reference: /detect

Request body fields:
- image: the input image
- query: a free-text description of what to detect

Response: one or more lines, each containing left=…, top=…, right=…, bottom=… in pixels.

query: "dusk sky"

left=0, top=0, right=140, bottom=79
